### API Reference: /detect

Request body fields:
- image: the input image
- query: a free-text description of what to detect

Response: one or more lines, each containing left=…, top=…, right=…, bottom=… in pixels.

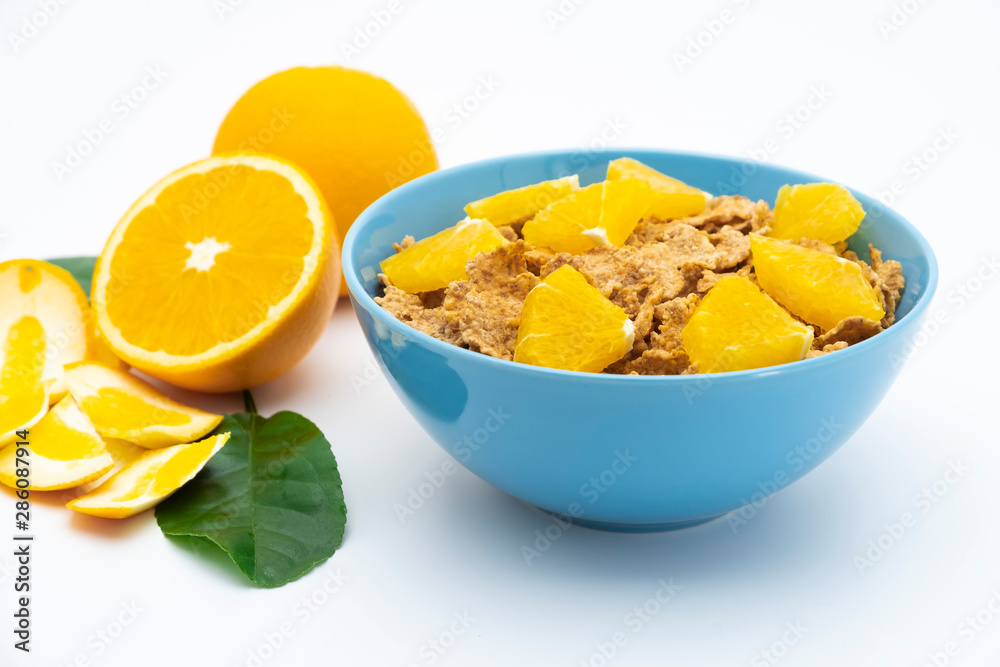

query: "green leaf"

left=45, top=256, right=98, bottom=295
left=155, top=410, right=347, bottom=588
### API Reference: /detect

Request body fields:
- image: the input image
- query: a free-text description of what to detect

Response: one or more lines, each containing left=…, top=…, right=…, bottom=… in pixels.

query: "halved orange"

left=380, top=218, right=507, bottom=293
left=751, top=234, right=884, bottom=330
left=213, top=66, right=439, bottom=296
left=91, top=154, right=340, bottom=392
left=514, top=265, right=634, bottom=372
left=682, top=275, right=814, bottom=373
left=0, top=259, right=92, bottom=402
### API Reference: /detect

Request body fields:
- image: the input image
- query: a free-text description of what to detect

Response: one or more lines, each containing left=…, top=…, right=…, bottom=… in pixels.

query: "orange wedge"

left=65, top=362, right=222, bottom=448
left=594, top=178, right=656, bottom=246
left=0, top=316, right=48, bottom=446
left=606, top=157, right=708, bottom=219
left=67, top=432, right=229, bottom=519
left=464, top=175, right=580, bottom=226
left=771, top=183, right=866, bottom=244
left=514, top=265, right=634, bottom=372
left=751, top=234, right=884, bottom=330
left=682, top=275, right=814, bottom=373
left=380, top=218, right=507, bottom=293
left=0, top=397, right=113, bottom=491
left=521, top=179, right=661, bottom=253
left=77, top=437, right=146, bottom=494
left=0, top=259, right=92, bottom=402
left=91, top=154, right=340, bottom=392
left=521, top=183, right=604, bottom=254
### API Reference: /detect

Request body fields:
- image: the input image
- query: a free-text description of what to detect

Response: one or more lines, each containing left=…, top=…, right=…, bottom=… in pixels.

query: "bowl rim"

left=342, top=147, right=940, bottom=384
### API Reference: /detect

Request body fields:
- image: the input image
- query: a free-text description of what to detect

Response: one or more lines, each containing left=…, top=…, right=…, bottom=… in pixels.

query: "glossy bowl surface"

left=343, top=149, right=938, bottom=532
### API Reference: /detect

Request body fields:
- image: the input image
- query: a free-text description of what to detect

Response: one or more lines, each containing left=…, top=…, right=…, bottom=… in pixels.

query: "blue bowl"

left=343, top=149, right=938, bottom=532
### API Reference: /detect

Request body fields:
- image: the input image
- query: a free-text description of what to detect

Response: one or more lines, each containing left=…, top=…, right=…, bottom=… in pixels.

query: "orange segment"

left=771, top=183, right=866, bottom=244
left=77, top=437, right=146, bottom=494
left=0, top=316, right=48, bottom=446
left=595, top=178, right=656, bottom=246
left=91, top=154, right=340, bottom=392
left=0, top=397, right=113, bottom=491
left=65, top=362, right=222, bottom=448
left=380, top=218, right=507, bottom=293
left=521, top=180, right=657, bottom=252
left=606, top=157, right=708, bottom=219
left=682, top=275, right=814, bottom=373
left=751, top=234, right=884, bottom=331
left=514, top=265, right=634, bottom=372
left=67, top=432, right=229, bottom=519
left=464, top=175, right=580, bottom=226
left=521, top=183, right=604, bottom=254
left=0, top=260, right=91, bottom=402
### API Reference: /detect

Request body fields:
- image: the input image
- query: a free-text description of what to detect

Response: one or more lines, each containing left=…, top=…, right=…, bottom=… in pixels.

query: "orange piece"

left=751, top=234, right=884, bottom=330
left=682, top=275, right=814, bottom=373
left=465, top=176, right=579, bottom=227
left=67, top=433, right=229, bottom=519
left=0, top=259, right=92, bottom=402
left=606, top=157, right=708, bottom=220
left=0, top=397, right=113, bottom=491
left=521, top=179, right=665, bottom=253
left=91, top=154, right=340, bottom=392
left=0, top=316, right=48, bottom=446
left=771, top=183, right=866, bottom=244
left=214, top=66, right=438, bottom=295
left=514, top=265, right=634, bottom=372
left=380, top=218, right=507, bottom=293
left=521, top=183, right=604, bottom=254
left=66, top=362, right=223, bottom=448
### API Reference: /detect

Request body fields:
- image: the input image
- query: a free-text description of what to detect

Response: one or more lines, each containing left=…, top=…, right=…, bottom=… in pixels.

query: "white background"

left=2, top=0, right=999, bottom=665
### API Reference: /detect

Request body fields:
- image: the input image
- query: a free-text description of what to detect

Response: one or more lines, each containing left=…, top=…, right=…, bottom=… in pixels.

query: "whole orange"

left=213, top=66, right=439, bottom=295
